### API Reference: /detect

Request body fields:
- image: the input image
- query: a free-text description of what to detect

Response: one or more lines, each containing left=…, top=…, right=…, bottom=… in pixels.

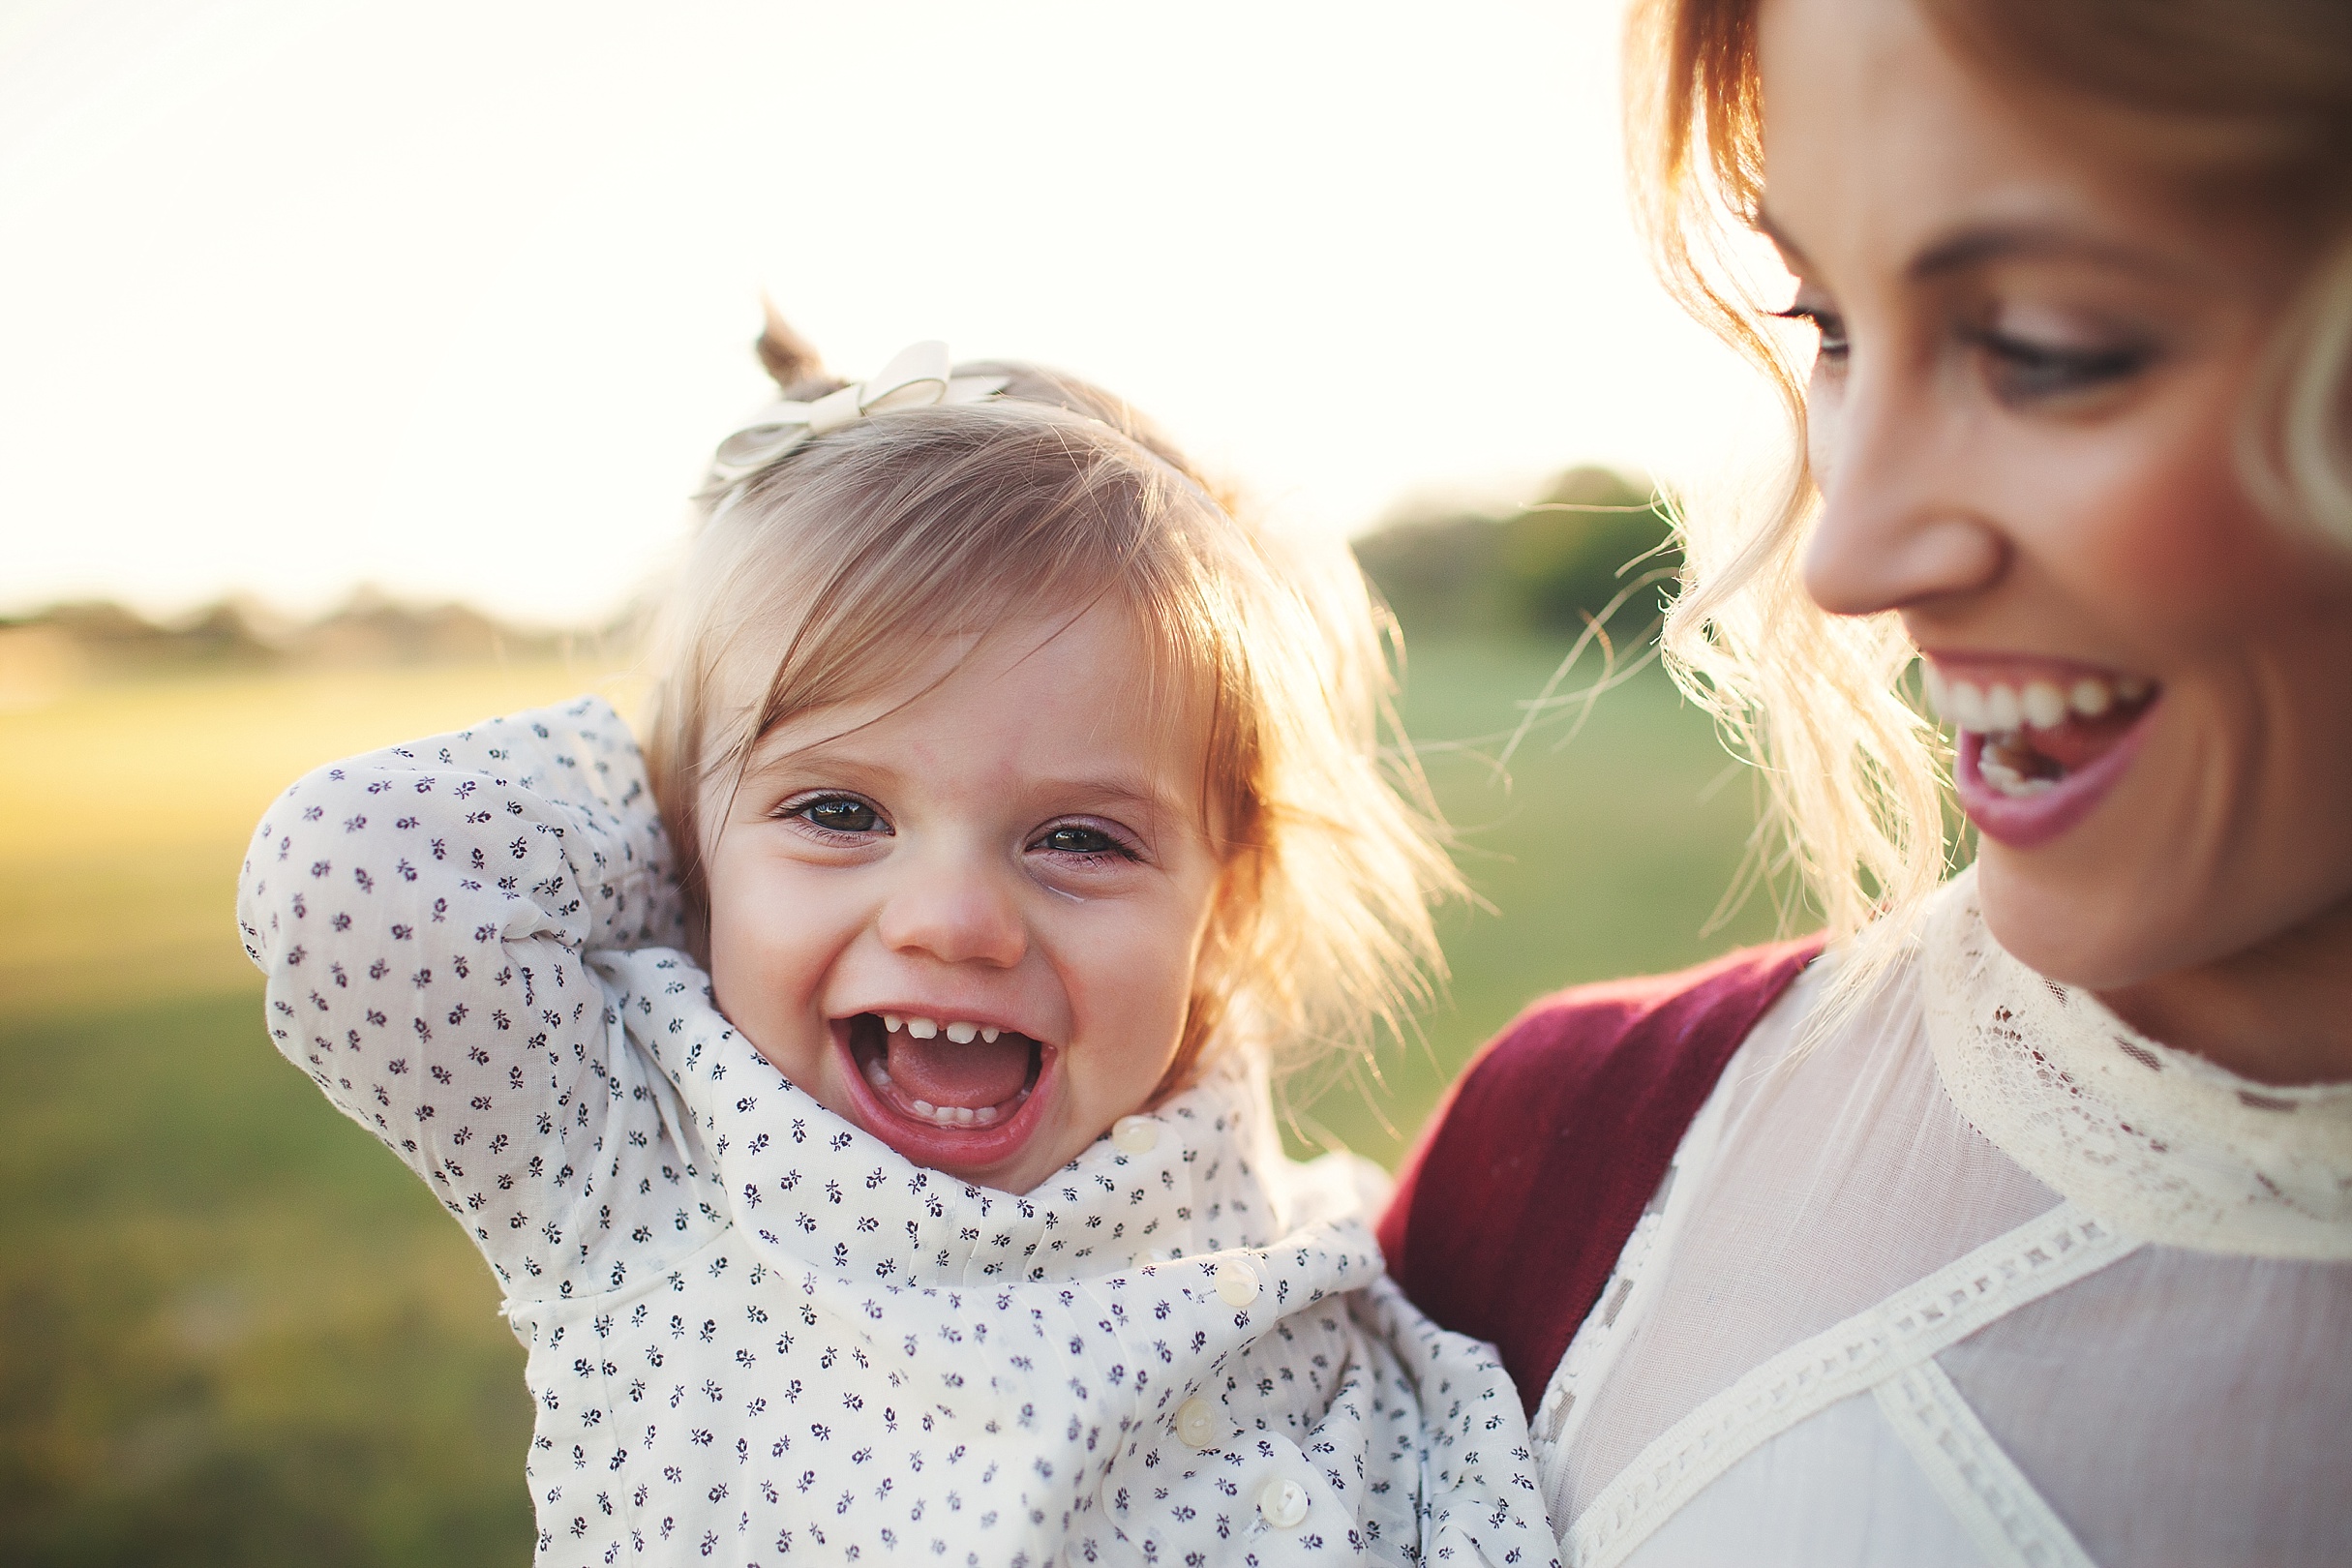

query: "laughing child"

left=237, top=320, right=1556, bottom=1567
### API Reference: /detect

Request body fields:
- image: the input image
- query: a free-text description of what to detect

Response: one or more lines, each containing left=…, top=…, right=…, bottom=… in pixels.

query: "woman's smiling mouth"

left=833, top=1011, right=1055, bottom=1173
left=1926, top=657, right=2162, bottom=848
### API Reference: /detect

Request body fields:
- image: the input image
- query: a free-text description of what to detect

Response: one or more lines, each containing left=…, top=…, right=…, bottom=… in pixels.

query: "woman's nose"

left=1802, top=358, right=2008, bottom=617
left=874, top=854, right=1029, bottom=969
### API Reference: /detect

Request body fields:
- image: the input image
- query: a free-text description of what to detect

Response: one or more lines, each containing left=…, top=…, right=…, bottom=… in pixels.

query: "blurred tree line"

left=1350, top=466, right=1678, bottom=639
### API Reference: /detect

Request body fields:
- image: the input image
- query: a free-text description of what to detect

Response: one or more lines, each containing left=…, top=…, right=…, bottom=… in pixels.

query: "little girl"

left=237, top=322, right=1556, bottom=1567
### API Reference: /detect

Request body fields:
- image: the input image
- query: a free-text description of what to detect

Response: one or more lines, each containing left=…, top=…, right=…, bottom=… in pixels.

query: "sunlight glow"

left=0, top=0, right=1784, bottom=624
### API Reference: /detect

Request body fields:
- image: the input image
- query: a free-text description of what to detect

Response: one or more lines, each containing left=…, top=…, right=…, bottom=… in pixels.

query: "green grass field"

left=0, top=642, right=1776, bottom=1565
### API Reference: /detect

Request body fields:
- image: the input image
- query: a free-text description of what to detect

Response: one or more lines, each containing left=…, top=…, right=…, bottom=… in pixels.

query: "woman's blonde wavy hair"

left=1624, top=0, right=2352, bottom=1001
left=640, top=314, right=1460, bottom=1095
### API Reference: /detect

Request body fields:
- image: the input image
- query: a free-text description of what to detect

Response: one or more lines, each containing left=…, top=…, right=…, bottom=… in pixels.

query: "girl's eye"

left=1770, top=303, right=1849, bottom=365
left=791, top=796, right=887, bottom=835
left=1032, top=823, right=1133, bottom=859
left=1962, top=325, right=2154, bottom=404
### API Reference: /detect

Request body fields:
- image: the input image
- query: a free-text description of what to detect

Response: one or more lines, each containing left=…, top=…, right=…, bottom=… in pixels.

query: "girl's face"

left=701, top=606, right=1225, bottom=1195
left=1760, top=0, right=2352, bottom=992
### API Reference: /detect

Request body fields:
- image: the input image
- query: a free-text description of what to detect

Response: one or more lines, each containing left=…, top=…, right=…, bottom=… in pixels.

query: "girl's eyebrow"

left=742, top=738, right=1191, bottom=823
left=738, top=733, right=873, bottom=784
left=1032, top=776, right=1189, bottom=823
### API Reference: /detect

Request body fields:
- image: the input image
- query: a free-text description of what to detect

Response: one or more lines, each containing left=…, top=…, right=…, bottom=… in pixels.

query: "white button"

left=1174, top=1396, right=1219, bottom=1449
left=1112, top=1115, right=1159, bottom=1153
left=1256, top=1475, right=1309, bottom=1528
left=1213, top=1260, right=1260, bottom=1307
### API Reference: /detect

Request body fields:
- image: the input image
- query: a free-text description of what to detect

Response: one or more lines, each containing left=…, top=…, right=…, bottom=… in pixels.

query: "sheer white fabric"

left=1531, top=869, right=2352, bottom=1567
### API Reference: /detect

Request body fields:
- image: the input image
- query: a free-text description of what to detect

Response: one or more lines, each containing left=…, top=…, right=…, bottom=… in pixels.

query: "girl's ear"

left=755, top=299, right=829, bottom=392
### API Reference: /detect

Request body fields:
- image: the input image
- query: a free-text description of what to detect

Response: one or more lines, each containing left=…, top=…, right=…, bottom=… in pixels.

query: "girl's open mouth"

left=833, top=1011, right=1052, bottom=1173
left=1928, top=659, right=2160, bottom=849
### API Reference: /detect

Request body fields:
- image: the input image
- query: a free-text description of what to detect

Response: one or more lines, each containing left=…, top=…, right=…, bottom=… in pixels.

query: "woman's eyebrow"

left=1905, top=221, right=2194, bottom=285
left=1752, top=207, right=1812, bottom=271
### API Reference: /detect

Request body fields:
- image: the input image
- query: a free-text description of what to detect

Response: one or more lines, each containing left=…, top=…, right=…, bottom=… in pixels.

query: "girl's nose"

left=874, top=856, right=1029, bottom=969
left=1801, top=355, right=2008, bottom=618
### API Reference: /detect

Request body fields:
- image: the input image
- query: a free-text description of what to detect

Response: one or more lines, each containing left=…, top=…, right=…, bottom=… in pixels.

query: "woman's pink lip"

left=1954, top=706, right=2156, bottom=849
left=831, top=1018, right=1057, bottom=1179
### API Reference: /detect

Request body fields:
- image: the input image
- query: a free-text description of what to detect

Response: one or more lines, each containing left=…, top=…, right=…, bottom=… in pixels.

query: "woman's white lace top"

left=1924, top=883, right=2352, bottom=1259
left=1529, top=868, right=2352, bottom=1568
left=237, top=698, right=1556, bottom=1568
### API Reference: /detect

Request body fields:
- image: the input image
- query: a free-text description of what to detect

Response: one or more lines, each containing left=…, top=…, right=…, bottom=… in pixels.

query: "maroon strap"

left=1378, top=938, right=1822, bottom=1414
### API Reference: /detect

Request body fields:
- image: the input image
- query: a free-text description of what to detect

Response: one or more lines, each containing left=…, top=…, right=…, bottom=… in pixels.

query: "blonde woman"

left=1381, top=0, right=2352, bottom=1563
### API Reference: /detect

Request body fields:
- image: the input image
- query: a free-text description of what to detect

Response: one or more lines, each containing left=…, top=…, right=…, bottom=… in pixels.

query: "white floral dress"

left=237, top=698, right=1556, bottom=1568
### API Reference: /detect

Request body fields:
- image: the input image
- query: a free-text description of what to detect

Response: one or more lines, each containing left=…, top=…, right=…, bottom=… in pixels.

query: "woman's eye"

left=1966, top=327, right=2153, bottom=404
left=1034, top=824, right=1131, bottom=859
left=793, top=797, right=885, bottom=835
left=1771, top=304, right=1849, bottom=364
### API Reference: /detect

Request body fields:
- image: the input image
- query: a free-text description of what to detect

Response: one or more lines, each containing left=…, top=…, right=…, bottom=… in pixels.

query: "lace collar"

left=1922, top=868, right=2352, bottom=1260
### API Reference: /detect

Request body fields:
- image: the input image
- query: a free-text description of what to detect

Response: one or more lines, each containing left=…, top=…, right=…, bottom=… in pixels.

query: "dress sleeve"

left=236, top=694, right=694, bottom=1294
left=1377, top=939, right=1821, bottom=1411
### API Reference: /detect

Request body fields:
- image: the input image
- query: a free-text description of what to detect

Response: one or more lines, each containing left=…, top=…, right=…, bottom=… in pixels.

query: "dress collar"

left=596, top=949, right=1336, bottom=1288
left=1922, top=867, right=2352, bottom=1260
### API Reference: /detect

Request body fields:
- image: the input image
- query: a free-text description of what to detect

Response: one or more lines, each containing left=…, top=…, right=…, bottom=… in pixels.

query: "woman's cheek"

left=2032, top=423, right=2284, bottom=646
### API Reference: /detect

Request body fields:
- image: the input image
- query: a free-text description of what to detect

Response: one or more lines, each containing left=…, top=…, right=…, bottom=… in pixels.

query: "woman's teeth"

left=880, top=1013, right=1001, bottom=1043
left=1976, top=744, right=2056, bottom=798
left=1922, top=664, right=2156, bottom=802
left=1922, top=665, right=2151, bottom=735
left=859, top=1052, right=1025, bottom=1126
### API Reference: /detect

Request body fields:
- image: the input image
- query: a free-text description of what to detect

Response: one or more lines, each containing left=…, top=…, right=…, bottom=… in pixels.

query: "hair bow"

left=709, top=341, right=1010, bottom=484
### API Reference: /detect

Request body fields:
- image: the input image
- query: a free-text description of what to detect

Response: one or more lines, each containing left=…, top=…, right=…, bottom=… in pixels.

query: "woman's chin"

left=1972, top=847, right=2192, bottom=994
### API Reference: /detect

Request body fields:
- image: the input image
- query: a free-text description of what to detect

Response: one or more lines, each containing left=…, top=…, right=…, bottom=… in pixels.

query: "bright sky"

left=0, top=0, right=1784, bottom=626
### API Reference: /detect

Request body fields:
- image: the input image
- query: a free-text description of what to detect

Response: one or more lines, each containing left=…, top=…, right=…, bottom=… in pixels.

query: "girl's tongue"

left=885, top=1029, right=1033, bottom=1108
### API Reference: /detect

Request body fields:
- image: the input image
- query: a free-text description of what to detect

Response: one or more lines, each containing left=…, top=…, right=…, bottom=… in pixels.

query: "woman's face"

left=1759, top=0, right=2352, bottom=992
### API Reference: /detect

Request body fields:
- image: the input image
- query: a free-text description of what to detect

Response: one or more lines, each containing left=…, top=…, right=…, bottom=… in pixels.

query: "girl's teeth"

left=874, top=1015, right=1008, bottom=1045
left=1984, top=684, right=2023, bottom=731
left=911, top=1099, right=936, bottom=1116
left=2021, top=681, right=2066, bottom=730
left=863, top=1058, right=890, bottom=1088
left=974, top=1105, right=997, bottom=1125
left=2069, top=678, right=2112, bottom=717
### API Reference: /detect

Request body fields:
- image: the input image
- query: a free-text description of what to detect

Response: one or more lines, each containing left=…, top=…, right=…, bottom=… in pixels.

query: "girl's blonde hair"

left=642, top=317, right=1460, bottom=1091
left=1624, top=0, right=2352, bottom=989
